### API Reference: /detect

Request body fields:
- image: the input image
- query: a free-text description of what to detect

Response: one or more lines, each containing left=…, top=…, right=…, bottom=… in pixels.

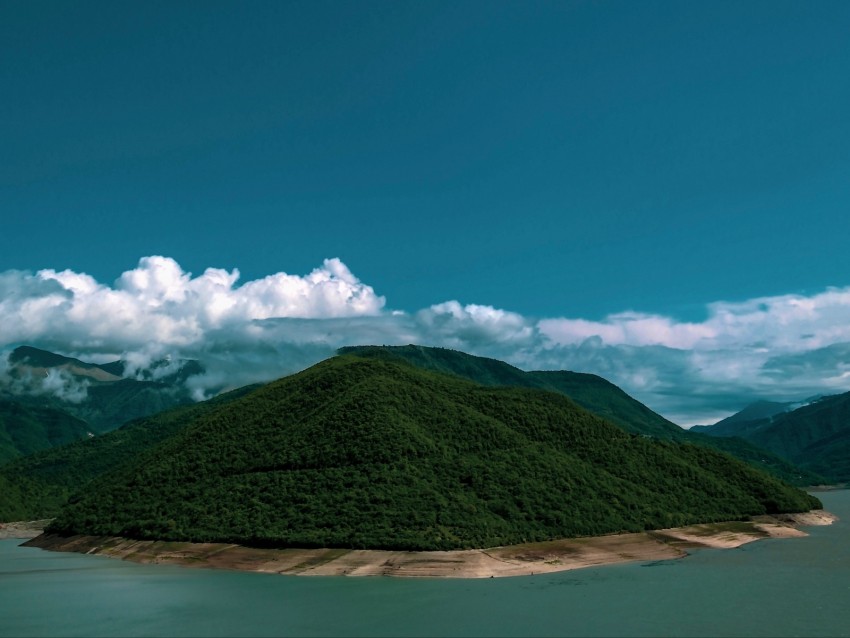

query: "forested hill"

left=691, top=400, right=799, bottom=437
left=0, top=384, right=262, bottom=521
left=0, top=400, right=93, bottom=464
left=339, top=344, right=682, bottom=438
left=339, top=345, right=823, bottom=485
left=49, top=355, right=819, bottom=551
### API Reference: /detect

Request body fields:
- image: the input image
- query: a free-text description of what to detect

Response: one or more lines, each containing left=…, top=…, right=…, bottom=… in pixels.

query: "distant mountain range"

left=690, top=397, right=822, bottom=438
left=9, top=346, right=128, bottom=382
left=8, top=345, right=204, bottom=390
left=693, top=394, right=850, bottom=482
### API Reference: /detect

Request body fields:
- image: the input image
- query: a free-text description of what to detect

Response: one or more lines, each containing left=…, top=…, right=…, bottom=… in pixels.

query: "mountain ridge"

left=690, top=393, right=850, bottom=482
left=338, top=345, right=823, bottom=485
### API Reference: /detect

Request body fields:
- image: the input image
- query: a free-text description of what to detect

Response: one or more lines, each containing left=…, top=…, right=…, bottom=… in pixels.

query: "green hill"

left=745, top=394, right=850, bottom=459
left=799, top=429, right=850, bottom=483
left=743, top=393, right=850, bottom=482
left=0, top=384, right=261, bottom=521
left=339, top=345, right=822, bottom=485
left=48, top=355, right=819, bottom=551
left=0, top=400, right=93, bottom=464
left=690, top=400, right=796, bottom=438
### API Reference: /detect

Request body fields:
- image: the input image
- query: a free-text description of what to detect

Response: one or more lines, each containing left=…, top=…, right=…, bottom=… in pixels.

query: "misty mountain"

left=694, top=394, right=850, bottom=482
left=9, top=346, right=124, bottom=382
left=2, top=345, right=203, bottom=432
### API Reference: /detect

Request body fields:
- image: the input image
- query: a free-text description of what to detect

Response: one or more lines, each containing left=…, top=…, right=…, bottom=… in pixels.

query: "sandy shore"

left=22, top=509, right=836, bottom=578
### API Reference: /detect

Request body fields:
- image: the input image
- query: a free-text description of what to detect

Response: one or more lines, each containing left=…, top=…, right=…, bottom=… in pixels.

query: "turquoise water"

left=2, top=490, right=849, bottom=637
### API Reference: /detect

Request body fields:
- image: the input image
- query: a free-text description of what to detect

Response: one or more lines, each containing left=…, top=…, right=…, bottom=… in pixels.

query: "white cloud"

left=2, top=256, right=850, bottom=426
left=1, top=256, right=385, bottom=351
left=414, top=301, right=536, bottom=353
left=539, top=313, right=715, bottom=349
left=38, top=368, right=91, bottom=403
left=540, top=288, right=850, bottom=355
left=534, top=288, right=850, bottom=424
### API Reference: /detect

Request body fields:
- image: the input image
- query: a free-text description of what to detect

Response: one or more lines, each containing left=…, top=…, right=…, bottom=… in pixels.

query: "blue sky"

left=3, top=1, right=850, bottom=424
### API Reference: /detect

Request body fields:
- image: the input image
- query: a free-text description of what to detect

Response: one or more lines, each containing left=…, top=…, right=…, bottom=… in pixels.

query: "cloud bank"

left=2, top=256, right=850, bottom=425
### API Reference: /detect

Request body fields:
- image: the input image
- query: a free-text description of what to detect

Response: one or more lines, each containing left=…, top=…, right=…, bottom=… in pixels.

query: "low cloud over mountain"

left=2, top=256, right=850, bottom=424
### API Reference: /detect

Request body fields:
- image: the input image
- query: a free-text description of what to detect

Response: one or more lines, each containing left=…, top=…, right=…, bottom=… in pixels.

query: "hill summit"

left=49, top=353, right=819, bottom=551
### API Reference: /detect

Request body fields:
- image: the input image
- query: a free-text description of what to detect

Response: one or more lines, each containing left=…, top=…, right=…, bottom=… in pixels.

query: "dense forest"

left=340, top=345, right=825, bottom=485
left=0, top=384, right=261, bottom=520
left=0, top=400, right=93, bottom=464
left=696, top=392, right=850, bottom=482
left=48, top=355, right=820, bottom=551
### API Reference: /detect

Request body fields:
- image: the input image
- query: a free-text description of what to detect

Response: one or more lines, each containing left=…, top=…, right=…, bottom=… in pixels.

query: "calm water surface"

left=2, top=490, right=849, bottom=637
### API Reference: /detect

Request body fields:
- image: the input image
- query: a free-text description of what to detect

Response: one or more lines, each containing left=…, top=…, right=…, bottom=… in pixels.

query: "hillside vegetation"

left=0, top=385, right=261, bottom=520
left=0, top=472, right=32, bottom=521
left=697, top=393, right=850, bottom=482
left=0, top=400, right=93, bottom=464
left=690, top=400, right=798, bottom=437
left=49, top=355, right=819, bottom=551
left=339, top=346, right=823, bottom=485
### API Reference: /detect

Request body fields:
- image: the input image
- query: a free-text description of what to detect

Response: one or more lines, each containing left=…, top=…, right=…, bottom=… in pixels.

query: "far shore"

left=21, top=509, right=836, bottom=579
left=806, top=483, right=848, bottom=492
left=0, top=520, right=52, bottom=540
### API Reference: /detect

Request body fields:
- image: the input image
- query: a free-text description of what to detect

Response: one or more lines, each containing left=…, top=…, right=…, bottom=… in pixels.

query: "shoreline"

left=21, top=509, right=836, bottom=578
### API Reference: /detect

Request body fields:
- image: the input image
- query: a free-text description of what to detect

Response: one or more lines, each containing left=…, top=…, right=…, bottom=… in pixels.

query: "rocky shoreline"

left=22, top=509, right=836, bottom=578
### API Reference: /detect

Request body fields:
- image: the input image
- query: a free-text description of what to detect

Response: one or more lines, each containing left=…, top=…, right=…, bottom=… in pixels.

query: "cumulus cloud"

left=3, top=256, right=850, bottom=426
left=414, top=301, right=537, bottom=356
left=535, top=288, right=850, bottom=424
left=0, top=256, right=384, bottom=349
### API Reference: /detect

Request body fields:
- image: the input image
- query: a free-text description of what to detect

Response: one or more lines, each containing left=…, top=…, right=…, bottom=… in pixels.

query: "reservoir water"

left=2, top=490, right=849, bottom=637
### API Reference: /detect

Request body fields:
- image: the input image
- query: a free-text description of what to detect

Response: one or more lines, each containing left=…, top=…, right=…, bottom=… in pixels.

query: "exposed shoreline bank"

left=22, top=510, right=836, bottom=578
